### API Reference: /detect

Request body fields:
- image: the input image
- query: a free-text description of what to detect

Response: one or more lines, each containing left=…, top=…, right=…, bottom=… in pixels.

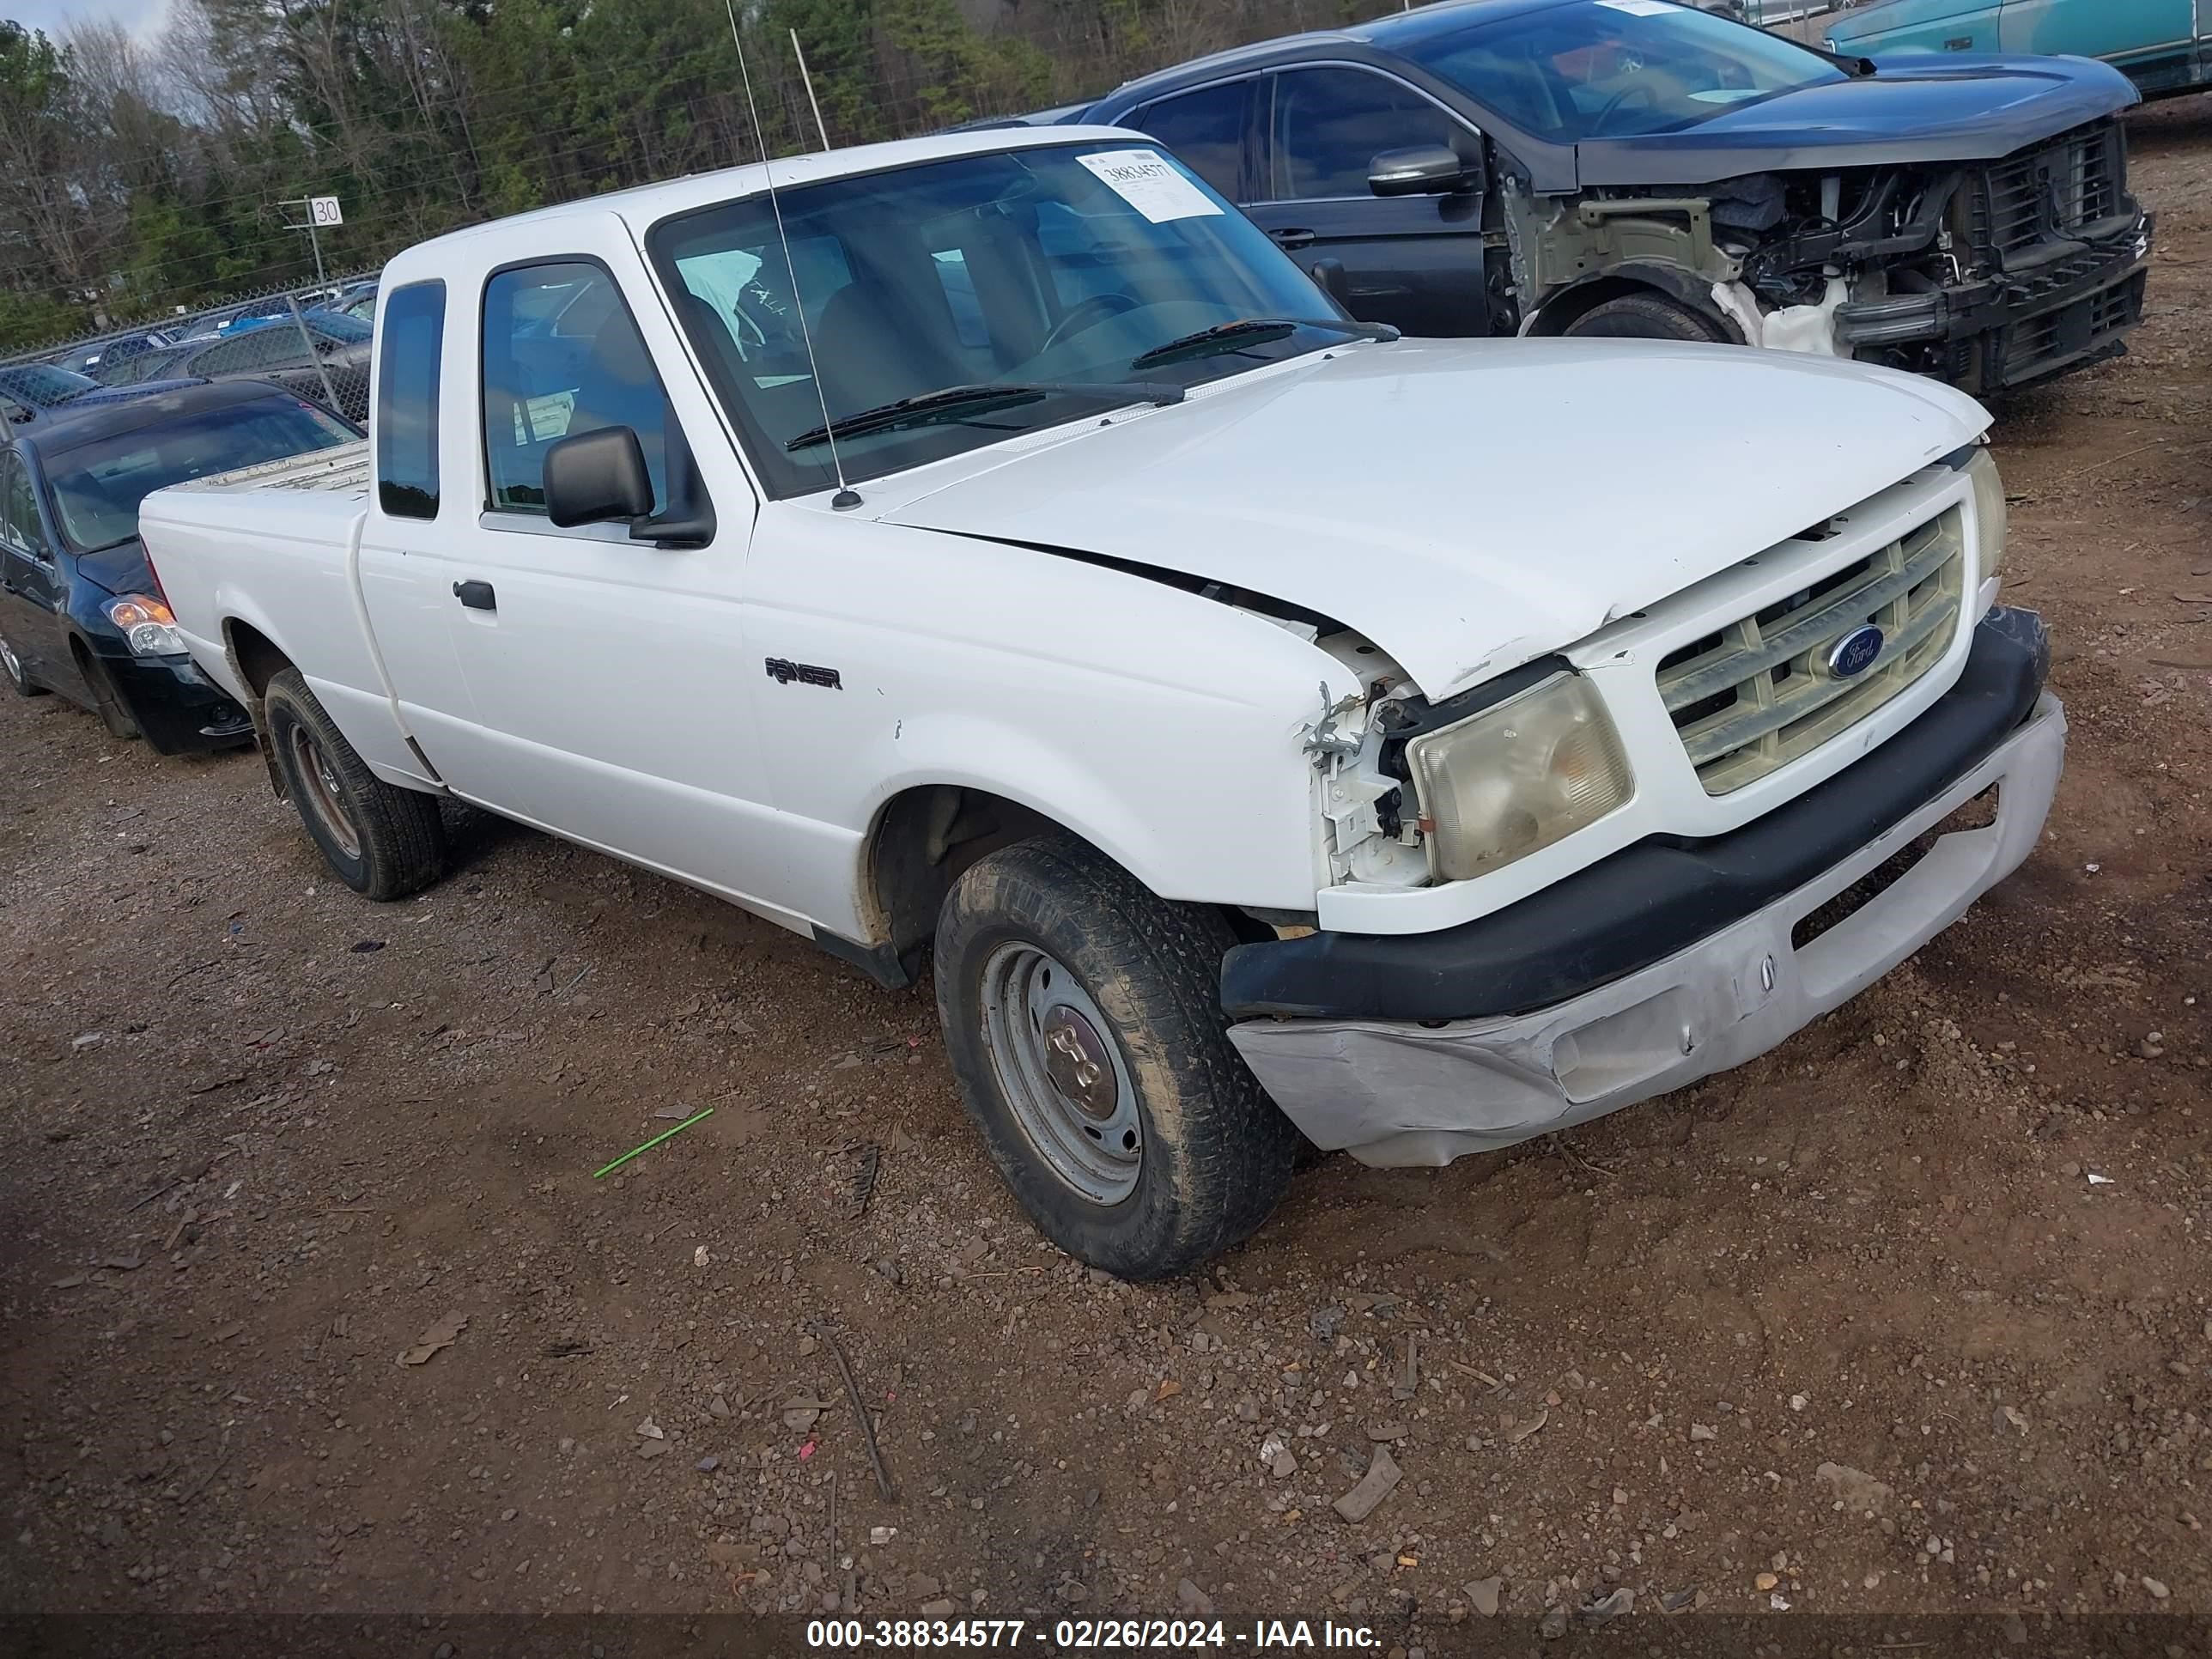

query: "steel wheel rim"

left=289, top=726, right=361, bottom=860
left=979, top=942, right=1142, bottom=1205
left=0, top=634, right=22, bottom=687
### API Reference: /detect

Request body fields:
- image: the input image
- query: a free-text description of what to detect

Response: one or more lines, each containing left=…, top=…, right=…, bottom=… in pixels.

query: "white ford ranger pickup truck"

left=137, top=125, right=2065, bottom=1278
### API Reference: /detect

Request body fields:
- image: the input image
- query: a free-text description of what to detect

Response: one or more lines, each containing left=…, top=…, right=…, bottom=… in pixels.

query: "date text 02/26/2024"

left=805, top=1619, right=1381, bottom=1650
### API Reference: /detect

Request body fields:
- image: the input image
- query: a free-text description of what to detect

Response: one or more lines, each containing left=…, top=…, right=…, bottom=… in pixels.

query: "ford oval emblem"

left=1826, top=624, right=1885, bottom=679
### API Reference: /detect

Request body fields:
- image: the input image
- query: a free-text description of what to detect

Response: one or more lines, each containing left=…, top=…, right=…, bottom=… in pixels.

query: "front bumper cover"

left=104, top=647, right=254, bottom=754
left=1227, top=609, right=2064, bottom=1166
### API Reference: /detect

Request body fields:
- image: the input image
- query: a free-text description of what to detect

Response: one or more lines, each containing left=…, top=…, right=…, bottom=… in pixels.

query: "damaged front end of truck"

left=1515, top=112, right=2154, bottom=396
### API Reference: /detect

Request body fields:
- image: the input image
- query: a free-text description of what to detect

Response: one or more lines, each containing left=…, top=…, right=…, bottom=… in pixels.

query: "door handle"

left=1268, top=227, right=1317, bottom=251
left=453, top=580, right=497, bottom=611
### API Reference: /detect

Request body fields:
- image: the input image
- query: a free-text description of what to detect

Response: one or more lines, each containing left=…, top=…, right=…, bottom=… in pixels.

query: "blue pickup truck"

left=1826, top=0, right=2211, bottom=99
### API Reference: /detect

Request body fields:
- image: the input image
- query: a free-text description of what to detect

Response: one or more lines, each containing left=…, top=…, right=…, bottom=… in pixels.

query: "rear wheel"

left=1563, top=292, right=1730, bottom=343
left=0, top=628, right=44, bottom=696
left=264, top=667, right=447, bottom=899
left=933, top=834, right=1302, bottom=1279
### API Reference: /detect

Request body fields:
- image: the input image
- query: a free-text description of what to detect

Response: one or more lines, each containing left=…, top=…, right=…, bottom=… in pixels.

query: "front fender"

left=743, top=513, right=1358, bottom=939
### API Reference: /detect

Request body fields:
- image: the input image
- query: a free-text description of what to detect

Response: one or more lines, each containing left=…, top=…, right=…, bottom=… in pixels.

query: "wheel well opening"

left=225, top=620, right=291, bottom=699
left=865, top=787, right=1060, bottom=969
left=1528, top=271, right=1737, bottom=342
left=1524, top=275, right=1651, bottom=336
left=222, top=620, right=295, bottom=797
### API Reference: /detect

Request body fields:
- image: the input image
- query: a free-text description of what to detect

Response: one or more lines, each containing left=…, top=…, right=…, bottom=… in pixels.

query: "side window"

left=1, top=455, right=46, bottom=556
left=482, top=261, right=675, bottom=517
left=1131, top=82, right=1251, bottom=199
left=1270, top=68, right=1467, bottom=201
left=376, top=282, right=443, bottom=520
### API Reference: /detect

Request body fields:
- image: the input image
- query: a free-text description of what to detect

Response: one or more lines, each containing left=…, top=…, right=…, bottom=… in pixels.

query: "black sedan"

left=0, top=381, right=358, bottom=754
left=1, top=363, right=203, bottom=427
left=111, top=311, right=373, bottom=422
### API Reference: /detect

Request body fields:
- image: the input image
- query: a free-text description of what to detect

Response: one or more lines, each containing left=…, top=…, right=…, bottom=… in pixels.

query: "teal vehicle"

left=1826, top=0, right=2212, bottom=99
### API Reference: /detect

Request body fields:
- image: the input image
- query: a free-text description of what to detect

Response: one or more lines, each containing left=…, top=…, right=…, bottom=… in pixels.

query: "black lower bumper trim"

left=104, top=648, right=254, bottom=756
left=1222, top=607, right=2051, bottom=1024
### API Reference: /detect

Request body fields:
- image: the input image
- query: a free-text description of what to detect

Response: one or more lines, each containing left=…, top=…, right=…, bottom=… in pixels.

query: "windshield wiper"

left=1129, top=316, right=1399, bottom=371
left=786, top=380, right=1184, bottom=452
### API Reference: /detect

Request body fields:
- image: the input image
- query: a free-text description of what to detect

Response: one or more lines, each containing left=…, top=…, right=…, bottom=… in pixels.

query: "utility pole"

left=790, top=29, right=830, bottom=150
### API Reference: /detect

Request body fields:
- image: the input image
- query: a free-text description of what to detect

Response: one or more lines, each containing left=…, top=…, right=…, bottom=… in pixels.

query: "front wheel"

left=933, top=834, right=1302, bottom=1279
left=1563, top=292, right=1729, bottom=343
left=0, top=628, right=45, bottom=696
left=264, top=667, right=447, bottom=900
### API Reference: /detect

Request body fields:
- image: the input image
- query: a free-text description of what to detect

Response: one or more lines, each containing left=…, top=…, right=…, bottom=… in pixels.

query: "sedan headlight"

left=1963, top=446, right=2007, bottom=591
left=105, top=595, right=185, bottom=657
left=1406, top=673, right=1632, bottom=881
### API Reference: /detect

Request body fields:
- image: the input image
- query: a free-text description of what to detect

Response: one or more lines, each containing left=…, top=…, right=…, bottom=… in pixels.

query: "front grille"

left=1975, top=125, right=2124, bottom=258
left=1656, top=508, right=1967, bottom=796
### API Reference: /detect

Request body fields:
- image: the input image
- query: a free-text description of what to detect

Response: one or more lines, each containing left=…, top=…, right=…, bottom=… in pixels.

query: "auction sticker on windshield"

left=1076, top=149, right=1223, bottom=224
left=1595, top=0, right=1680, bottom=14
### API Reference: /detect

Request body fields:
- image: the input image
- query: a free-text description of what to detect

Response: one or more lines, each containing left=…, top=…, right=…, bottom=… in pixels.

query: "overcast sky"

left=7, top=0, right=173, bottom=41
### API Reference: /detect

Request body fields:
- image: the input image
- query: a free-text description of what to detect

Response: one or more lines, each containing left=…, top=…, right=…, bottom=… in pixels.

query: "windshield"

left=0, top=365, right=100, bottom=408
left=46, top=395, right=356, bottom=552
left=648, top=141, right=1352, bottom=495
left=1395, top=0, right=1849, bottom=143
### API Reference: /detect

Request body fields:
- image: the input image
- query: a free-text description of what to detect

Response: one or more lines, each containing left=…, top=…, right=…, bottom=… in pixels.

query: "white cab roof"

left=384, top=125, right=1144, bottom=281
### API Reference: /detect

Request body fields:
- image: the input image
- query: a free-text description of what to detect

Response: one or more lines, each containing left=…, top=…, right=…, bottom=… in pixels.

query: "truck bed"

left=162, top=439, right=371, bottom=497
left=137, top=440, right=395, bottom=770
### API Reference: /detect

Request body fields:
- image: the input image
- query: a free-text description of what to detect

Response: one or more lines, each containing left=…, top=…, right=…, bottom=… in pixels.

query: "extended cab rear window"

left=376, top=281, right=444, bottom=520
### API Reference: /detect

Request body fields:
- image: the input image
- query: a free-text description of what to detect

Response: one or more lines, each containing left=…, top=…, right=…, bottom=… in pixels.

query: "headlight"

left=105, top=595, right=185, bottom=656
left=1963, top=447, right=2007, bottom=592
left=1406, top=673, right=1632, bottom=881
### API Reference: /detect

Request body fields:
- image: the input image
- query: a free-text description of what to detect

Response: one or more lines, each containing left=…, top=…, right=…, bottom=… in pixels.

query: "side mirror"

left=544, top=425, right=653, bottom=528
left=1369, top=145, right=1474, bottom=198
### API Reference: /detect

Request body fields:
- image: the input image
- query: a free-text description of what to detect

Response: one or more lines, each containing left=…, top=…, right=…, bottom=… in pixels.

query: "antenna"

left=723, top=0, right=861, bottom=510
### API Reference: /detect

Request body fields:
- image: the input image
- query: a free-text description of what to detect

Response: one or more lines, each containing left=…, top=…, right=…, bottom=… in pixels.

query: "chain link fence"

left=2, top=272, right=377, bottom=431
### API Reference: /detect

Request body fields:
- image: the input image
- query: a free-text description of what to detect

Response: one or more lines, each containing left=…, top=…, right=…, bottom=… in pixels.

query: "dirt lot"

left=3, top=100, right=2209, bottom=1650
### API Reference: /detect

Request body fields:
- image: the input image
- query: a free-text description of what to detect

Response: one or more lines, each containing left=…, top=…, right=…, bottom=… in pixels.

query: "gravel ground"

left=2, top=98, right=2209, bottom=1646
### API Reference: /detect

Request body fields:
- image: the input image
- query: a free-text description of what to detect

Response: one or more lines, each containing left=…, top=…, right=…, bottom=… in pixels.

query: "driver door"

left=1244, top=66, right=1490, bottom=338
left=422, top=236, right=791, bottom=919
left=2001, top=0, right=2197, bottom=90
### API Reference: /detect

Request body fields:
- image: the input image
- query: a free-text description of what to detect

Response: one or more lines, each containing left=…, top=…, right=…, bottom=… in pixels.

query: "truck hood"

left=879, top=338, right=1985, bottom=702
left=1574, top=54, right=2139, bottom=188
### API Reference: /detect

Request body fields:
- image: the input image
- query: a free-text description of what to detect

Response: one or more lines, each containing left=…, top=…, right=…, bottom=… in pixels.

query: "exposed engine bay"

left=1505, top=118, right=2153, bottom=397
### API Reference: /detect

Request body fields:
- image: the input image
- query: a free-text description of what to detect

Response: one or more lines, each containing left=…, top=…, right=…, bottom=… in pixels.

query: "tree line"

left=0, top=0, right=1352, bottom=351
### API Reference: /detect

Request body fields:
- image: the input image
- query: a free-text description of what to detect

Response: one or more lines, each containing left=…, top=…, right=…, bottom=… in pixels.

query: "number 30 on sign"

left=309, top=196, right=343, bottom=227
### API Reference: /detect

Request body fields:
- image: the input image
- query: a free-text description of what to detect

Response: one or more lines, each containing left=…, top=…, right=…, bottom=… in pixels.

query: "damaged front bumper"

left=1225, top=609, right=2063, bottom=1167
left=1838, top=212, right=2153, bottom=392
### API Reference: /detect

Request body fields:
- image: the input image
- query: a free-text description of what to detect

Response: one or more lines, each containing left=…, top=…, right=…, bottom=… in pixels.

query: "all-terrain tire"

left=1563, top=292, right=1730, bottom=343
left=934, top=833, right=1302, bottom=1279
left=264, top=667, right=447, bottom=900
